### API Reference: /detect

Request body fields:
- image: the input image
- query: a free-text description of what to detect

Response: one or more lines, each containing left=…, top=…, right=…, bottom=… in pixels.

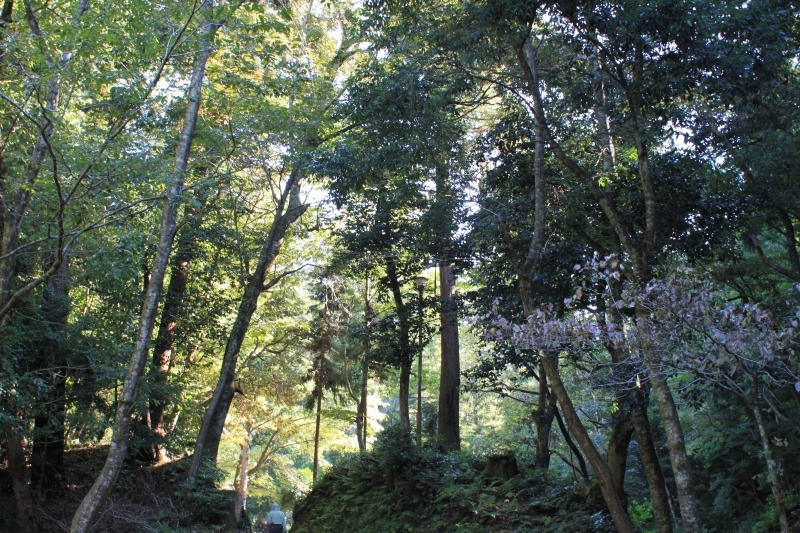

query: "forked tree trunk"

left=521, top=34, right=700, bottom=532
left=69, top=6, right=216, bottom=530
left=437, top=263, right=460, bottom=451
left=187, top=170, right=308, bottom=484
left=540, top=354, right=635, bottom=533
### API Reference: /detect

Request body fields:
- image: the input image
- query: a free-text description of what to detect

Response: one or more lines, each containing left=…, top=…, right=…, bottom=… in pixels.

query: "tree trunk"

left=187, top=170, right=308, bottom=484
left=31, top=257, right=70, bottom=491
left=238, top=423, right=251, bottom=509
left=69, top=6, right=216, bottom=530
left=313, top=367, right=323, bottom=483
left=357, top=274, right=372, bottom=452
left=645, top=365, right=701, bottom=533
left=540, top=354, right=635, bottom=533
left=5, top=423, right=34, bottom=533
left=384, top=255, right=412, bottom=436
left=554, top=408, right=589, bottom=481
left=437, top=263, right=460, bottom=451
left=534, top=362, right=556, bottom=469
left=606, top=411, right=633, bottom=506
left=631, top=390, right=673, bottom=533
left=751, top=379, right=789, bottom=533
left=149, top=220, right=196, bottom=463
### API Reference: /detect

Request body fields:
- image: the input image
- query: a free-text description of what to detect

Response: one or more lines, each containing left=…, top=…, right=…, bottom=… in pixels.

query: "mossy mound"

left=292, top=434, right=615, bottom=533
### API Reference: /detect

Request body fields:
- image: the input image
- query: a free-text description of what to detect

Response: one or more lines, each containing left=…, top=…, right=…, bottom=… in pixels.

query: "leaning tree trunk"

left=437, top=263, right=461, bottom=451
left=69, top=7, right=216, bottom=531
left=187, top=170, right=308, bottom=484
left=540, top=354, right=635, bottom=533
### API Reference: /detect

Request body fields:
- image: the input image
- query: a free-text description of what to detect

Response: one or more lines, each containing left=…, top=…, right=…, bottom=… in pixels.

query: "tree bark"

left=5, top=423, right=34, bottom=533
left=149, top=218, right=197, bottom=463
left=437, top=263, right=460, bottom=451
left=69, top=5, right=216, bottom=530
left=384, top=254, right=412, bottom=436
left=606, top=411, right=633, bottom=506
left=238, top=422, right=251, bottom=509
left=357, top=273, right=372, bottom=451
left=554, top=408, right=589, bottom=481
left=187, top=170, right=308, bottom=484
left=644, top=359, right=701, bottom=533
left=751, top=379, right=789, bottom=533
left=540, top=353, right=635, bottom=533
left=534, top=362, right=556, bottom=469
left=630, top=391, right=673, bottom=533
left=313, top=364, right=323, bottom=483
left=31, top=257, right=71, bottom=491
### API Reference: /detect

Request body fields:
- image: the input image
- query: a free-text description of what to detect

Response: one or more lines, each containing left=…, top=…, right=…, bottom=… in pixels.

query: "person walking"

left=267, top=503, right=287, bottom=533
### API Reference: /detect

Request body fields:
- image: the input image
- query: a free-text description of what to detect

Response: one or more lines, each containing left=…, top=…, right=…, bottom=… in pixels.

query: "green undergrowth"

left=292, top=429, right=615, bottom=533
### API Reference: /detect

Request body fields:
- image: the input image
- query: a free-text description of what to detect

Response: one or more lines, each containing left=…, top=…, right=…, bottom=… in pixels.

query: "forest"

left=0, top=0, right=799, bottom=531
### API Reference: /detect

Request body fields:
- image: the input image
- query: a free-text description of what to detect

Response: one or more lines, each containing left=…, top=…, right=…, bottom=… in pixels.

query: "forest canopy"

left=1, top=0, right=799, bottom=532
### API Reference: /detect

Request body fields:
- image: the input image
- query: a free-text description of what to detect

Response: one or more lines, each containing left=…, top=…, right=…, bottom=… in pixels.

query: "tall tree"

left=70, top=2, right=221, bottom=529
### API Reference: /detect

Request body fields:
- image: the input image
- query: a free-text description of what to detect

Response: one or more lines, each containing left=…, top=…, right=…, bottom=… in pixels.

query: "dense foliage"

left=1, top=0, right=800, bottom=532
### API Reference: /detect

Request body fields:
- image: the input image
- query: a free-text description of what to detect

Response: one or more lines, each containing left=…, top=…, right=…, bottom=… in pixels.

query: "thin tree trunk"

left=540, top=354, right=635, bottom=533
left=356, top=274, right=371, bottom=452
left=187, top=170, right=307, bottom=484
left=644, top=359, right=701, bottom=533
left=313, top=367, right=323, bottom=483
left=437, top=263, right=460, bottom=451
left=69, top=6, right=216, bottom=530
left=554, top=408, right=589, bottom=481
left=238, top=422, right=251, bottom=509
left=385, top=254, right=412, bottom=436
left=751, top=379, right=789, bottom=533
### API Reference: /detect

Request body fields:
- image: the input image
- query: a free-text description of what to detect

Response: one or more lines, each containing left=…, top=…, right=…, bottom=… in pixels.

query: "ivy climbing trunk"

left=69, top=5, right=217, bottom=530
